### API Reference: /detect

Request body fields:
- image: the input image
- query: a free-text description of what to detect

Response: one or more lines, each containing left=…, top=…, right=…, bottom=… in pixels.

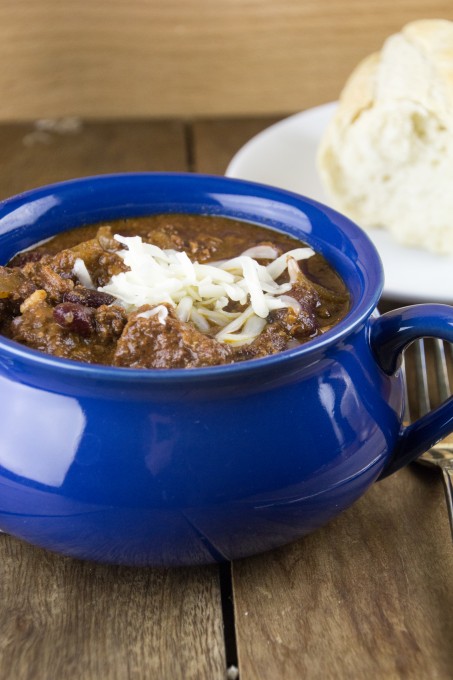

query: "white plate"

left=226, top=102, right=453, bottom=303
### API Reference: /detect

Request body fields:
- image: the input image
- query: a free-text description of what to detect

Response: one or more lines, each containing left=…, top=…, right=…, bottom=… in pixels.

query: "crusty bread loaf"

left=317, top=19, right=453, bottom=255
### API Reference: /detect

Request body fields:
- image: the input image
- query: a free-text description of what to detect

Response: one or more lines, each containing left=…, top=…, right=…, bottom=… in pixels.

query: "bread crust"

left=317, top=19, right=453, bottom=255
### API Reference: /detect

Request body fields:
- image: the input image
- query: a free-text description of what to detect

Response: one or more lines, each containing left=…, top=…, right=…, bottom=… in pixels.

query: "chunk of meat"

left=146, top=224, right=185, bottom=251
left=271, top=280, right=320, bottom=340
left=9, top=249, right=47, bottom=267
left=145, top=224, right=222, bottom=262
left=0, top=266, right=37, bottom=303
left=8, top=294, right=120, bottom=364
left=8, top=297, right=89, bottom=360
left=0, top=266, right=37, bottom=329
left=37, top=237, right=127, bottom=287
left=297, top=256, right=349, bottom=323
left=312, top=282, right=349, bottom=323
left=237, top=260, right=344, bottom=359
left=38, top=249, right=77, bottom=280
left=270, top=303, right=319, bottom=340
left=53, top=302, right=127, bottom=346
left=94, top=252, right=127, bottom=286
left=0, top=299, right=11, bottom=329
left=1, top=216, right=350, bottom=368
left=21, top=262, right=74, bottom=303
left=63, top=286, right=116, bottom=308
left=234, top=322, right=290, bottom=361
left=96, top=225, right=122, bottom=253
left=113, top=306, right=233, bottom=369
left=186, top=234, right=223, bottom=261
left=94, top=304, right=128, bottom=342
left=275, top=257, right=348, bottom=336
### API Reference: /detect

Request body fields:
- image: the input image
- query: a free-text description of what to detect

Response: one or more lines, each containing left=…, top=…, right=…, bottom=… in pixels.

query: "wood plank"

left=0, top=120, right=187, bottom=200
left=191, top=117, right=280, bottom=176
left=0, top=119, right=227, bottom=680
left=192, top=120, right=453, bottom=679
left=0, top=536, right=225, bottom=680
left=231, top=469, right=453, bottom=679
left=2, top=1, right=453, bottom=120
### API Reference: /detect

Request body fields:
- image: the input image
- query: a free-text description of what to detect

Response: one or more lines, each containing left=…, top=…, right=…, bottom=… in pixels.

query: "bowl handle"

left=370, top=304, right=453, bottom=478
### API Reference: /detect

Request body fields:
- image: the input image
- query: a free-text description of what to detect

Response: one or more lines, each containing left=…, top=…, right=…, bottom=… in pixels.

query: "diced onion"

left=278, top=295, right=302, bottom=313
left=266, top=247, right=314, bottom=279
left=240, top=245, right=279, bottom=259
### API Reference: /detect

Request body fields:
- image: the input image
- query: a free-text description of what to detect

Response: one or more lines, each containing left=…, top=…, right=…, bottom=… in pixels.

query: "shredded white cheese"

left=137, top=305, right=169, bottom=324
left=97, top=235, right=314, bottom=346
left=73, top=258, right=95, bottom=289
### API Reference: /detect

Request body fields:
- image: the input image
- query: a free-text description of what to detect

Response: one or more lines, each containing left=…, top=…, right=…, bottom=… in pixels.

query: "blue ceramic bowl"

left=1, top=173, right=453, bottom=566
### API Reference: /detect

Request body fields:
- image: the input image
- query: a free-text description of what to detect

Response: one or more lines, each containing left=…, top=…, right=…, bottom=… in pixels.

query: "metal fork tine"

left=434, top=339, right=451, bottom=403
left=414, top=339, right=430, bottom=416
left=449, top=342, right=453, bottom=366
left=401, top=356, right=411, bottom=423
left=414, top=339, right=453, bottom=544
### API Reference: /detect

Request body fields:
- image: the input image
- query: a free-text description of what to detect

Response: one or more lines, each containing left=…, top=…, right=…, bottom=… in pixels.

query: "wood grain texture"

left=0, top=119, right=226, bottom=680
left=192, top=119, right=453, bottom=680
left=2, top=1, right=453, bottom=120
left=192, top=117, right=280, bottom=175
left=0, top=537, right=225, bottom=680
left=231, top=469, right=453, bottom=680
left=0, top=120, right=187, bottom=199
left=1, top=115, right=452, bottom=680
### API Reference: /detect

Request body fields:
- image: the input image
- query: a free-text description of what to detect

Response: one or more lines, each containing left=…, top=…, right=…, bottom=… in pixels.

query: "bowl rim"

left=0, top=172, right=383, bottom=383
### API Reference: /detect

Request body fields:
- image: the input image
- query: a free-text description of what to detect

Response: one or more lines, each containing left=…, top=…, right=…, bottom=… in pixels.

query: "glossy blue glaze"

left=0, top=173, right=453, bottom=566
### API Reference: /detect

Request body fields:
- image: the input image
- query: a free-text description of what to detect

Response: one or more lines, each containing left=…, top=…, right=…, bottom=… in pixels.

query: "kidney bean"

left=63, top=288, right=115, bottom=308
left=53, top=302, right=95, bottom=337
left=9, top=250, right=45, bottom=267
left=0, top=298, right=10, bottom=324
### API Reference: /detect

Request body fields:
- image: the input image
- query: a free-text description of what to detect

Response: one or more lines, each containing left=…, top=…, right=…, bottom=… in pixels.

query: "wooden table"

left=0, top=117, right=452, bottom=680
